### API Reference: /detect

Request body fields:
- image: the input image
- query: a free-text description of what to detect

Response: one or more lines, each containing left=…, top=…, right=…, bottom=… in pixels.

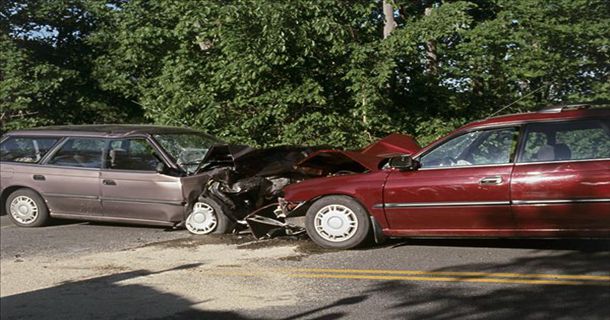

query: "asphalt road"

left=1, top=214, right=609, bottom=320
left=0, top=215, right=186, bottom=260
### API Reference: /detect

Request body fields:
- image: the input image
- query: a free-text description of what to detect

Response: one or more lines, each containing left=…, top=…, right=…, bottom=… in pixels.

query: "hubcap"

left=314, top=204, right=358, bottom=242
left=185, top=202, right=218, bottom=235
left=9, top=196, right=39, bottom=224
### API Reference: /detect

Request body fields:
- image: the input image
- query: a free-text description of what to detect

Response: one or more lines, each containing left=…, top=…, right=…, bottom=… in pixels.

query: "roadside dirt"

left=0, top=234, right=323, bottom=317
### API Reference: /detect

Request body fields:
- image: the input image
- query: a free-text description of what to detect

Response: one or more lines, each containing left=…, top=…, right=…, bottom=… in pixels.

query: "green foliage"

left=2, top=0, right=608, bottom=148
left=0, top=0, right=143, bottom=132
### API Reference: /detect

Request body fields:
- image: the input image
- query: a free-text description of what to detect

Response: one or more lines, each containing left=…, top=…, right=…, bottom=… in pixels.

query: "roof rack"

left=538, top=104, right=591, bottom=113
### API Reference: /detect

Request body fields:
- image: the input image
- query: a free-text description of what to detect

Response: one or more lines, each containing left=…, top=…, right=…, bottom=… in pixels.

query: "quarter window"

left=519, top=120, right=610, bottom=162
left=0, top=137, right=60, bottom=163
left=47, top=138, right=105, bottom=168
left=106, top=139, right=161, bottom=171
left=420, top=127, right=519, bottom=168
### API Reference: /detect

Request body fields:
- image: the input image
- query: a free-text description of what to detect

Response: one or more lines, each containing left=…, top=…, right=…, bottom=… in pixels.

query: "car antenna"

left=487, top=85, right=547, bottom=119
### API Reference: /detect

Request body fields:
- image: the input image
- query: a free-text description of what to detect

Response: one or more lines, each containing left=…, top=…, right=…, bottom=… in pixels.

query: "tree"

left=0, top=0, right=143, bottom=132
left=3, top=0, right=608, bottom=148
left=91, top=0, right=383, bottom=147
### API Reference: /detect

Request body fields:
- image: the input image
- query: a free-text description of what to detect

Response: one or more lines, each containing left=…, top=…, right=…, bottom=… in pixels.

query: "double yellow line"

left=200, top=267, right=610, bottom=286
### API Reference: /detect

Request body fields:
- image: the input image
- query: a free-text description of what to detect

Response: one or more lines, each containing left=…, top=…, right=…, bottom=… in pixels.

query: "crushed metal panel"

left=360, top=133, right=421, bottom=157
left=231, top=146, right=318, bottom=177
left=296, top=150, right=382, bottom=173
left=295, top=134, right=421, bottom=175
left=245, top=203, right=305, bottom=239
left=197, top=144, right=253, bottom=172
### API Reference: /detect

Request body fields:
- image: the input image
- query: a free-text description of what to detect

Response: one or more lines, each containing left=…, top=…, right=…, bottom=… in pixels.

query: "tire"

left=6, top=188, right=50, bottom=227
left=185, top=197, right=235, bottom=235
left=305, top=195, right=371, bottom=249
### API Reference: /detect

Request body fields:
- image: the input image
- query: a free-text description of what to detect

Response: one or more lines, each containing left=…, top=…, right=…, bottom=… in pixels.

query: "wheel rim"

left=185, top=202, right=218, bottom=235
left=9, top=196, right=39, bottom=224
left=314, top=204, right=359, bottom=242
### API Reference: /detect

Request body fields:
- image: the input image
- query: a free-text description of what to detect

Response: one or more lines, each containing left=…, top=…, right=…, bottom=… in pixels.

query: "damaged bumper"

left=244, top=203, right=306, bottom=239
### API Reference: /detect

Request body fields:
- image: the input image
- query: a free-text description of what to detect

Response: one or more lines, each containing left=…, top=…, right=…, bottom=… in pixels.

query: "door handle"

left=479, top=176, right=503, bottom=185
left=102, top=179, right=117, bottom=186
left=33, top=175, right=46, bottom=181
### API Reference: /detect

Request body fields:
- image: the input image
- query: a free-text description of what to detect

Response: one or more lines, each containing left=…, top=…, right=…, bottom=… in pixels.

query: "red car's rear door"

left=382, top=127, right=520, bottom=236
left=510, top=119, right=610, bottom=236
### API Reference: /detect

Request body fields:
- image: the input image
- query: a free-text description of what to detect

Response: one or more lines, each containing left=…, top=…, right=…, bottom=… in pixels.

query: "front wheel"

left=6, top=189, right=50, bottom=227
left=305, top=196, right=371, bottom=249
left=185, top=197, right=234, bottom=235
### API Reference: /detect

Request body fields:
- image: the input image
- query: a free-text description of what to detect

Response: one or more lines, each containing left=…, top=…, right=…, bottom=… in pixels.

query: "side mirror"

left=388, top=155, right=418, bottom=171
left=155, top=162, right=167, bottom=174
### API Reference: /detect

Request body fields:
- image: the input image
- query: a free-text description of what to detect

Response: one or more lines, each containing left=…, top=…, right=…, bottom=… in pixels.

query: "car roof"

left=460, top=106, right=610, bottom=131
left=411, top=105, right=610, bottom=158
left=3, top=124, right=205, bottom=138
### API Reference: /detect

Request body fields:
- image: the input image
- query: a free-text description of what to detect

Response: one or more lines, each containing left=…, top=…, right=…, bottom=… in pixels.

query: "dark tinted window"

left=0, top=137, right=59, bottom=163
left=420, top=127, right=518, bottom=168
left=519, top=120, right=610, bottom=162
left=48, top=138, right=105, bottom=168
left=107, top=139, right=160, bottom=171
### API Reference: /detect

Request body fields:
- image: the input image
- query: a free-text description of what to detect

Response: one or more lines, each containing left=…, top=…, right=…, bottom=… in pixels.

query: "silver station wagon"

left=0, top=125, right=222, bottom=229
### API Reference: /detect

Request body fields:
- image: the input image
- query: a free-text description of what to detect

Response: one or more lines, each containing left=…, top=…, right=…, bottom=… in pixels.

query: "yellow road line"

left=198, top=268, right=610, bottom=286
left=266, top=267, right=610, bottom=281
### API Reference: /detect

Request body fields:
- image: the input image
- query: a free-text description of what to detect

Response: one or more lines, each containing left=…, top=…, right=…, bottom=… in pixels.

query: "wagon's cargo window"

left=47, top=138, right=105, bottom=168
left=520, top=120, right=610, bottom=162
left=0, top=137, right=59, bottom=163
left=107, top=139, right=160, bottom=171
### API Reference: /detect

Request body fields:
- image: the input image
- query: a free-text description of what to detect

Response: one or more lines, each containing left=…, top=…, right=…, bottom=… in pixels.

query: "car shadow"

left=385, top=238, right=610, bottom=252
left=69, top=219, right=178, bottom=231
left=45, top=218, right=89, bottom=227
left=0, top=263, right=262, bottom=320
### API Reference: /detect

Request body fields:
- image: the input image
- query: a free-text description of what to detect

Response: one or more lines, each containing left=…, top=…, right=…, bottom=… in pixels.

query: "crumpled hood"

left=359, top=133, right=421, bottom=157
left=198, top=144, right=322, bottom=177
left=296, top=133, right=421, bottom=173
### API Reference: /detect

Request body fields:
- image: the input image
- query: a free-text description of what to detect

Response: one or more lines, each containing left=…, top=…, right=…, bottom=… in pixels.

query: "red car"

left=280, top=105, right=610, bottom=249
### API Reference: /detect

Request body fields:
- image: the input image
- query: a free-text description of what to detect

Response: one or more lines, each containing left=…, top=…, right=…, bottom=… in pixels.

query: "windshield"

left=153, top=133, right=223, bottom=174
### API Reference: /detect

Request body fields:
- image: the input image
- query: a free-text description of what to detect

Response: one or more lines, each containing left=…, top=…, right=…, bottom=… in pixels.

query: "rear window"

left=0, top=137, right=60, bottom=163
left=47, top=138, right=105, bottom=168
left=519, top=120, right=610, bottom=162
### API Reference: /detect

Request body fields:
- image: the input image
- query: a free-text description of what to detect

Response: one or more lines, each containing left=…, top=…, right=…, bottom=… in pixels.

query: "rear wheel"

left=305, top=196, right=371, bottom=249
left=6, top=189, right=50, bottom=227
left=185, top=197, right=234, bottom=235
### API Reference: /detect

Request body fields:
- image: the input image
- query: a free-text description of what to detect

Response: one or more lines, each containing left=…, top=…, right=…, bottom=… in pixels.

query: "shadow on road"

left=366, top=279, right=609, bottom=320
left=362, top=250, right=610, bottom=319
left=367, top=281, right=608, bottom=319
left=282, top=296, right=368, bottom=320
left=0, top=263, right=261, bottom=320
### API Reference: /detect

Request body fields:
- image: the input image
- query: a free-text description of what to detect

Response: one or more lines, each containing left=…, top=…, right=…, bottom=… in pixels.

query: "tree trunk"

left=383, top=1, right=396, bottom=39
left=424, top=6, right=438, bottom=76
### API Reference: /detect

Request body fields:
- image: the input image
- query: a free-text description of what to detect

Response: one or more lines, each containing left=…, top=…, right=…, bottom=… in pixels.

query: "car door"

left=100, top=138, right=185, bottom=224
left=383, top=126, right=520, bottom=235
left=42, top=137, right=104, bottom=216
left=511, top=119, right=610, bottom=235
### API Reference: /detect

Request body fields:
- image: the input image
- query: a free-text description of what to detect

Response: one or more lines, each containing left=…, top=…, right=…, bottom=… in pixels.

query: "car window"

left=519, top=120, right=610, bottom=162
left=0, top=137, right=60, bottom=163
left=153, top=133, right=221, bottom=174
left=106, top=139, right=161, bottom=171
left=47, top=138, right=105, bottom=168
left=420, top=127, right=518, bottom=168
